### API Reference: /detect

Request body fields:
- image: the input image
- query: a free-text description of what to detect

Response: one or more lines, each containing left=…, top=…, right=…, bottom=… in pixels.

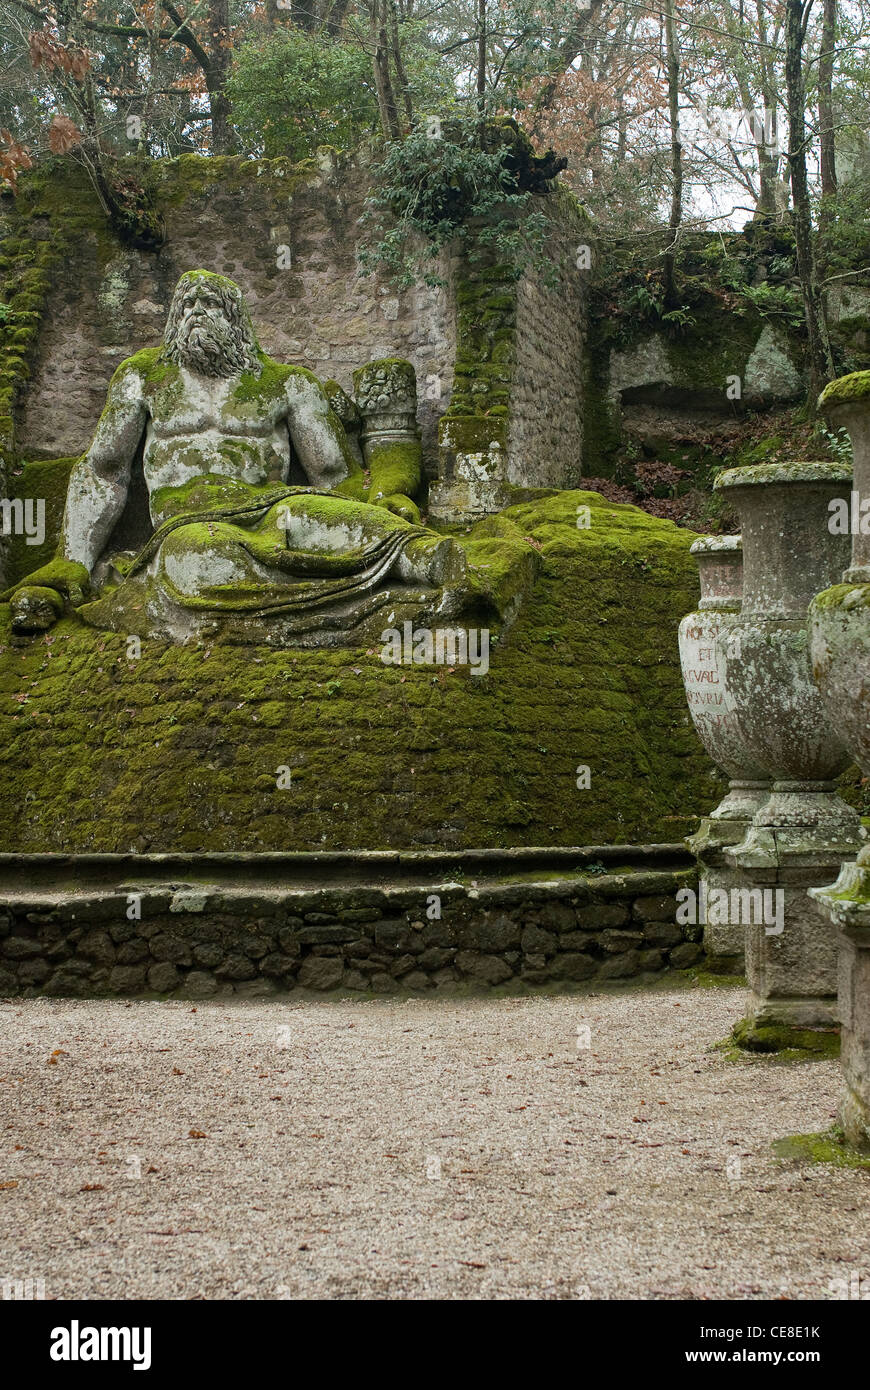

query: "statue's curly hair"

left=163, top=271, right=260, bottom=376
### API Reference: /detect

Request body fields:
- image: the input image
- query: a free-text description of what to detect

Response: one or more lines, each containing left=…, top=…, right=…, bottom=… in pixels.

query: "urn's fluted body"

left=678, top=535, right=768, bottom=820
left=679, top=535, right=768, bottom=966
left=715, top=463, right=853, bottom=799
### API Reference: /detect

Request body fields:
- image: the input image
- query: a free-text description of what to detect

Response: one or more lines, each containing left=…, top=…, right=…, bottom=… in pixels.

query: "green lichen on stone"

left=365, top=441, right=422, bottom=507
left=819, top=370, right=870, bottom=411
left=446, top=248, right=518, bottom=422
left=3, top=456, right=78, bottom=582
left=155, top=154, right=326, bottom=209
left=0, top=159, right=133, bottom=446
left=0, top=488, right=719, bottom=852
left=811, top=582, right=870, bottom=613
left=771, top=1128, right=870, bottom=1170
left=690, top=968, right=746, bottom=988
left=731, top=1016, right=841, bottom=1058
left=715, top=460, right=852, bottom=490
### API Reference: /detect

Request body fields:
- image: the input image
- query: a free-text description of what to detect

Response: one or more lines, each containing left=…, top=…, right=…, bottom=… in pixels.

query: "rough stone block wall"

left=7, top=155, right=453, bottom=468
left=507, top=192, right=588, bottom=489
left=0, top=868, right=701, bottom=999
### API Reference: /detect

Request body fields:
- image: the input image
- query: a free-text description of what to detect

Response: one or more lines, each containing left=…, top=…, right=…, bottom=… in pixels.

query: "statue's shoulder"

left=109, top=347, right=176, bottom=395
left=236, top=353, right=319, bottom=400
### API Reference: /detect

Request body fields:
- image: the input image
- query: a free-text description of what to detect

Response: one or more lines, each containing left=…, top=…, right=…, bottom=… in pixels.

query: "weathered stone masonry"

left=0, top=850, right=699, bottom=998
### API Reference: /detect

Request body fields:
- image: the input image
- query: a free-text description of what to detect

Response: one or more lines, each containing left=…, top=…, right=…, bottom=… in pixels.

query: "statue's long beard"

left=168, top=309, right=249, bottom=378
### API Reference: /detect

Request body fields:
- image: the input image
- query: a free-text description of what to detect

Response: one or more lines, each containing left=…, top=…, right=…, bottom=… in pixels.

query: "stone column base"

left=726, top=786, right=865, bottom=1040
left=810, top=855, right=870, bottom=1151
left=687, top=817, right=751, bottom=969
left=687, top=783, right=768, bottom=971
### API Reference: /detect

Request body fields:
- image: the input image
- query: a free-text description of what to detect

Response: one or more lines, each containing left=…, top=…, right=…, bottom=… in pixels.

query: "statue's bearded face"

left=164, top=277, right=259, bottom=377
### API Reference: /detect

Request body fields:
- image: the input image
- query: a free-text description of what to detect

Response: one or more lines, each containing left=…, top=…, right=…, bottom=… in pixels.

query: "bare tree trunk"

left=785, top=0, right=833, bottom=406
left=324, top=0, right=353, bottom=38
left=662, top=0, right=682, bottom=304
left=207, top=0, right=234, bottom=153
left=477, top=0, right=486, bottom=115
left=370, top=0, right=401, bottom=139
left=388, top=0, right=413, bottom=129
left=291, top=0, right=317, bottom=29
left=819, top=0, right=837, bottom=199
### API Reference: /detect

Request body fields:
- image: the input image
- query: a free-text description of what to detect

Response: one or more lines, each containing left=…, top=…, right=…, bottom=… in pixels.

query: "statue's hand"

left=0, top=558, right=90, bottom=608
left=1, top=559, right=91, bottom=633
left=370, top=491, right=421, bottom=525
left=8, top=585, right=66, bottom=634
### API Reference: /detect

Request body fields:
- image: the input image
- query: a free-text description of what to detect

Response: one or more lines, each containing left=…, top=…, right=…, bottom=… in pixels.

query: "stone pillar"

left=713, top=462, right=864, bottom=1044
left=679, top=535, right=769, bottom=969
left=352, top=358, right=422, bottom=503
left=808, top=371, right=870, bottom=1148
left=428, top=417, right=512, bottom=523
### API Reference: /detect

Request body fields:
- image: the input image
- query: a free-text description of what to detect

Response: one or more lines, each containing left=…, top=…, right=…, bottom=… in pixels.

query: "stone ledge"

left=0, top=849, right=699, bottom=998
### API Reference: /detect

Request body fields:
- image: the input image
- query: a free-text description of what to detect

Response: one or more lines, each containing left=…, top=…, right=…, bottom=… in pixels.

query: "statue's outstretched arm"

left=283, top=369, right=361, bottom=491
left=62, top=363, right=147, bottom=574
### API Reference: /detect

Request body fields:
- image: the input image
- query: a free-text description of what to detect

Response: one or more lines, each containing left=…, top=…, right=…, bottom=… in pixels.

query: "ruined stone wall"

left=4, top=155, right=592, bottom=521
left=508, top=195, right=588, bottom=489
left=10, top=154, right=454, bottom=468
left=429, top=190, right=590, bottom=521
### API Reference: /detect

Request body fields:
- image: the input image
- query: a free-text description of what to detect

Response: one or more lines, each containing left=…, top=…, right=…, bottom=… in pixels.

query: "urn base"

left=687, top=783, right=768, bottom=967
left=810, top=853, right=870, bottom=1151
left=709, top=779, right=770, bottom=825
left=726, top=785, right=865, bottom=1033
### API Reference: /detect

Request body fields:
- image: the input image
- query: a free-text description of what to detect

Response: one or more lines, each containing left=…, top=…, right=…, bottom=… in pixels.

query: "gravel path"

left=1, top=983, right=868, bottom=1300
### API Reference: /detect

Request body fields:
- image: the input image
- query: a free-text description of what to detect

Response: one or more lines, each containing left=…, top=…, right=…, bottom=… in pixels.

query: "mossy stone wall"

left=507, top=189, right=588, bottom=488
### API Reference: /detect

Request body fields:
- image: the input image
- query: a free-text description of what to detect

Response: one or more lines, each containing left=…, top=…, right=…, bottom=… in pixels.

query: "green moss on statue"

left=0, top=489, right=720, bottom=854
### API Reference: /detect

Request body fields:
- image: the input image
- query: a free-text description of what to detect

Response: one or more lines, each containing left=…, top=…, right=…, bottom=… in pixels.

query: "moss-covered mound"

left=4, top=455, right=77, bottom=583
left=0, top=489, right=719, bottom=851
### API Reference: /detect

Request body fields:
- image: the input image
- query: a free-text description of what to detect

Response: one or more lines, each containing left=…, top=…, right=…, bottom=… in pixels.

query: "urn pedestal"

left=352, top=358, right=423, bottom=504
left=808, top=372, right=870, bottom=1147
left=679, top=535, right=769, bottom=968
left=713, top=462, right=863, bottom=1042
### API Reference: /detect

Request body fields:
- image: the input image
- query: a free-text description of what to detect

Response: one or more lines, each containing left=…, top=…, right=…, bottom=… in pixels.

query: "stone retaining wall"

left=0, top=858, right=700, bottom=998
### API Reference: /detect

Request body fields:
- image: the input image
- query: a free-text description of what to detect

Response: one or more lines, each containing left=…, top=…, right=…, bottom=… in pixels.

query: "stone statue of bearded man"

left=6, top=270, right=468, bottom=645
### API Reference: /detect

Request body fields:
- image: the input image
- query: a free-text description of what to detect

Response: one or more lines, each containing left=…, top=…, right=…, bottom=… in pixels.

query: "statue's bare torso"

left=143, top=369, right=294, bottom=517
left=62, top=348, right=357, bottom=571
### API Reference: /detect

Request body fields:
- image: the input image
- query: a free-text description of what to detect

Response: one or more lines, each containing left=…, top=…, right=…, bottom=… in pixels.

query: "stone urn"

left=713, top=461, right=863, bottom=1041
left=808, top=372, right=870, bottom=1147
left=352, top=358, right=422, bottom=497
left=678, top=535, right=769, bottom=966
